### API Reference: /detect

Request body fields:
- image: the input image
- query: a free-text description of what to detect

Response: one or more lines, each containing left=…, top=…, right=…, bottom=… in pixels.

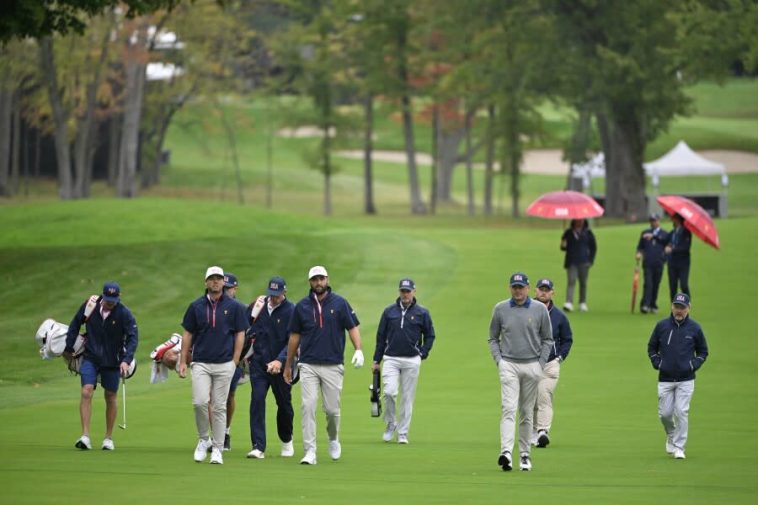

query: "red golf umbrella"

left=656, top=195, right=720, bottom=249
left=526, top=190, right=605, bottom=219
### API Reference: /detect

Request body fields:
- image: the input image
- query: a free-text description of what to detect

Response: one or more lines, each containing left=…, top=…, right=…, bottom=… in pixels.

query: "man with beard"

left=283, top=266, right=364, bottom=465
left=530, top=278, right=573, bottom=449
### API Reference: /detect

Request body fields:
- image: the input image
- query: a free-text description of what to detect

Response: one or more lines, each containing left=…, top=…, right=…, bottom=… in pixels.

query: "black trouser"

left=641, top=262, right=664, bottom=310
left=668, top=261, right=690, bottom=303
left=249, top=363, right=294, bottom=452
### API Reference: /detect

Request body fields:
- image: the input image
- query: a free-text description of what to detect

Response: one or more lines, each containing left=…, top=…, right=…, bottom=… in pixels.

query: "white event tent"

left=571, top=140, right=728, bottom=189
left=643, top=140, right=728, bottom=188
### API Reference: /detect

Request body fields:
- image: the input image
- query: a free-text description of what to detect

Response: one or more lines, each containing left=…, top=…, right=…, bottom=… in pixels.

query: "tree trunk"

left=363, top=94, right=376, bottom=215
left=107, top=116, right=120, bottom=186
left=430, top=106, right=438, bottom=214
left=565, top=107, right=592, bottom=190
left=483, top=104, right=495, bottom=216
left=39, top=37, right=74, bottom=199
left=400, top=94, right=426, bottom=214
left=73, top=19, right=111, bottom=198
left=323, top=125, right=332, bottom=216
left=605, top=115, right=647, bottom=221
left=117, top=23, right=148, bottom=198
left=436, top=124, right=466, bottom=202
left=464, top=108, right=474, bottom=216
left=0, top=75, right=11, bottom=196
left=10, top=89, right=20, bottom=194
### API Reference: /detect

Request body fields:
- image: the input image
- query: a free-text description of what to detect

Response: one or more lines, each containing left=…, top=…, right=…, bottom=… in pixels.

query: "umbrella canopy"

left=526, top=190, right=605, bottom=219
left=656, top=195, right=720, bottom=250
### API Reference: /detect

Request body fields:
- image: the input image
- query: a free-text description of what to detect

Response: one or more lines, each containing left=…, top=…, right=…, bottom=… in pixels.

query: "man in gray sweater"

left=488, top=272, right=553, bottom=472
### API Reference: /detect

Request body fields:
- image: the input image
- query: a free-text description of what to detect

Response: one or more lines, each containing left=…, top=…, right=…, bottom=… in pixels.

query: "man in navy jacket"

left=372, top=278, right=436, bottom=445
left=647, top=293, right=708, bottom=459
left=64, top=281, right=138, bottom=452
left=179, top=266, right=248, bottom=465
left=246, top=276, right=296, bottom=460
left=665, top=213, right=692, bottom=303
left=636, top=213, right=669, bottom=313
left=531, top=278, right=573, bottom=449
left=284, top=265, right=364, bottom=465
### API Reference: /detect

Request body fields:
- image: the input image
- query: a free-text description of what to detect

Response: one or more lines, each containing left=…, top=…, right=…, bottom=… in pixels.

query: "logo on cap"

left=673, top=293, right=690, bottom=306
left=510, top=272, right=529, bottom=286
left=399, top=278, right=415, bottom=291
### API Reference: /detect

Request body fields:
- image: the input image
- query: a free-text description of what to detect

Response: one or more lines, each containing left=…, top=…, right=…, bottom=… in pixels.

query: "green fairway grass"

left=1, top=199, right=756, bottom=504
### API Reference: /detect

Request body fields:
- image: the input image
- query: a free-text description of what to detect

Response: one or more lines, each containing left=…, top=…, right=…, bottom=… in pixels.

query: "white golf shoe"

left=75, top=435, right=92, bottom=450
left=498, top=451, right=513, bottom=471
left=329, top=439, right=341, bottom=460
left=101, top=438, right=115, bottom=451
left=300, top=450, right=317, bottom=465
left=674, top=449, right=686, bottom=459
left=519, top=454, right=533, bottom=471
left=579, top=303, right=589, bottom=312
left=397, top=434, right=409, bottom=444
left=210, top=447, right=224, bottom=464
left=281, top=441, right=294, bottom=457
left=246, top=449, right=265, bottom=459
left=665, top=437, right=675, bottom=455
left=382, top=423, right=396, bottom=442
left=194, top=438, right=210, bottom=462
left=563, top=302, right=573, bottom=312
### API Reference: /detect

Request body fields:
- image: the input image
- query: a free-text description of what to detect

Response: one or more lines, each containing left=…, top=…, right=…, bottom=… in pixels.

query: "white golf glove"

left=351, top=350, right=364, bottom=368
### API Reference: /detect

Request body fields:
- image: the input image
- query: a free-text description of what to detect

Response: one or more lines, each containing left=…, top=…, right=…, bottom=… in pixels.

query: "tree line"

left=0, top=0, right=756, bottom=219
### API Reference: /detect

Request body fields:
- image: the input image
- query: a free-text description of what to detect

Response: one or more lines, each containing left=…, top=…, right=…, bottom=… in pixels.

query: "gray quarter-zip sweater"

left=488, top=297, right=553, bottom=367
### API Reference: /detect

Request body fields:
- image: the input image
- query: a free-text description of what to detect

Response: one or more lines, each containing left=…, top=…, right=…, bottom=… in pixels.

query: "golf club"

left=118, top=374, right=127, bottom=429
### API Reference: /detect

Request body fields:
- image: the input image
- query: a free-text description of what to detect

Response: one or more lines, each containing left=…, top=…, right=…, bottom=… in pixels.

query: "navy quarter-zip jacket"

left=373, top=297, right=435, bottom=363
left=647, top=314, right=708, bottom=382
left=66, top=299, right=138, bottom=368
left=182, top=293, right=248, bottom=363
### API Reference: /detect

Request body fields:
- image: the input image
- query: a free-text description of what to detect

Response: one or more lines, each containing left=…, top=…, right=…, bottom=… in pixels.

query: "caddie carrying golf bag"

left=35, top=319, right=86, bottom=373
left=369, top=368, right=381, bottom=417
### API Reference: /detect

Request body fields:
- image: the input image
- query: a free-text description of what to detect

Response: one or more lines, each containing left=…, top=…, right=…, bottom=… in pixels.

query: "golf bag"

left=369, top=368, right=382, bottom=417
left=35, top=319, right=86, bottom=370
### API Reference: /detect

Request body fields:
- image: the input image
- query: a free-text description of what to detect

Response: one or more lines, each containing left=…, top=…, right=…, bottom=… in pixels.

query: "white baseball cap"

left=205, top=266, right=224, bottom=280
left=308, top=265, right=328, bottom=279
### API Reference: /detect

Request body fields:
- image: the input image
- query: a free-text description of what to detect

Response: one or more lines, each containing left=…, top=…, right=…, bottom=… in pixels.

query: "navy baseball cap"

left=672, top=293, right=690, bottom=307
left=223, top=273, right=238, bottom=288
left=399, top=278, right=416, bottom=291
left=536, top=278, right=554, bottom=290
left=267, top=276, right=286, bottom=295
left=510, top=272, right=529, bottom=287
left=102, top=282, right=121, bottom=303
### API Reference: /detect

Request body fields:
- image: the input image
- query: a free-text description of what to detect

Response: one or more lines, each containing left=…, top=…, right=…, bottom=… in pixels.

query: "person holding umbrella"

left=636, top=213, right=669, bottom=313
left=665, top=214, right=692, bottom=302
left=560, top=219, right=597, bottom=312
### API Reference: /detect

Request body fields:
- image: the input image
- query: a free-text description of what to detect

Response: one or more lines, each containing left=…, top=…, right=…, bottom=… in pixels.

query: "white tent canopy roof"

left=643, top=140, right=725, bottom=177
left=571, top=141, right=728, bottom=188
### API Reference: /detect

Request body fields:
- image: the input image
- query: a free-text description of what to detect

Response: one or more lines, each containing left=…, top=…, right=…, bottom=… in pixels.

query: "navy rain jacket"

left=373, top=297, right=435, bottom=363
left=66, top=298, right=138, bottom=368
left=647, top=314, right=708, bottom=382
left=544, top=301, right=573, bottom=362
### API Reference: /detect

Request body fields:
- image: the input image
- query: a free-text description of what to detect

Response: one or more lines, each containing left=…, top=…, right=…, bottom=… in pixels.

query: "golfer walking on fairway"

left=488, top=272, right=553, bottom=472
left=647, top=293, right=708, bottom=460
left=531, top=278, right=572, bottom=448
left=179, top=266, right=248, bottom=465
left=64, top=281, right=138, bottom=451
left=283, top=266, right=364, bottom=465
left=372, top=278, right=436, bottom=444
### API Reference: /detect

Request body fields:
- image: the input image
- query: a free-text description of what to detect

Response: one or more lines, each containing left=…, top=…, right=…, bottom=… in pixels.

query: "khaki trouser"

left=299, top=363, right=344, bottom=454
left=382, top=355, right=422, bottom=437
left=498, top=360, right=542, bottom=456
left=191, top=361, right=235, bottom=450
left=533, top=358, right=561, bottom=432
